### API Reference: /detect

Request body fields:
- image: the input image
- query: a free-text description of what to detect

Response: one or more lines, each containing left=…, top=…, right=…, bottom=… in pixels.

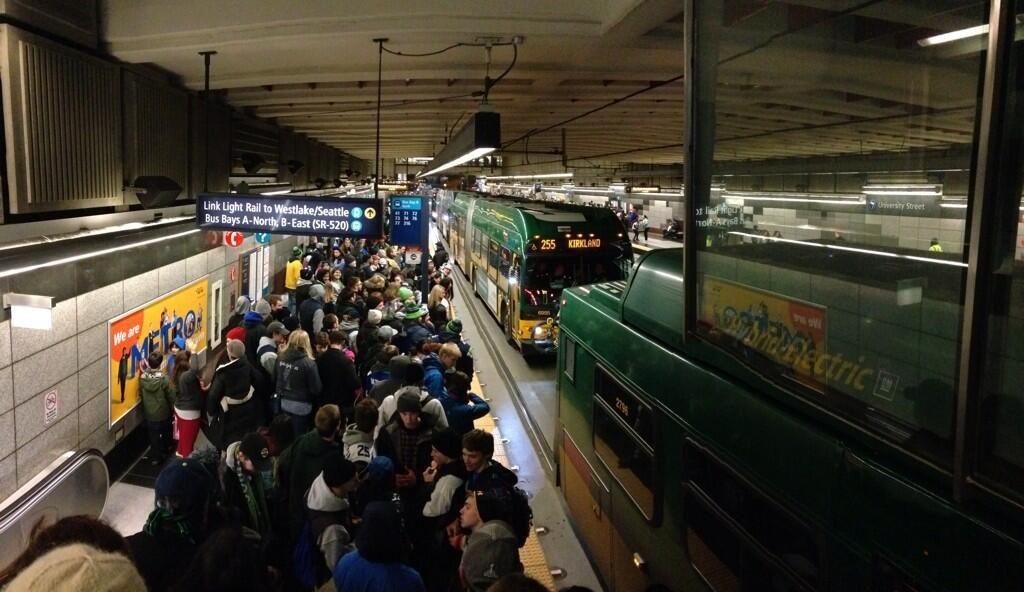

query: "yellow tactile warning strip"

left=448, top=256, right=558, bottom=589
left=470, top=371, right=558, bottom=591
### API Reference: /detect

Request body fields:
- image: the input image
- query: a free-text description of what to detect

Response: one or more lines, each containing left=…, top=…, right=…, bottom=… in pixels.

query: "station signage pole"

left=387, top=194, right=431, bottom=298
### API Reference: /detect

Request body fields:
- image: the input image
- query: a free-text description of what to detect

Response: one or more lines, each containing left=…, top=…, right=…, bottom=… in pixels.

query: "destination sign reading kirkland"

left=197, top=193, right=383, bottom=237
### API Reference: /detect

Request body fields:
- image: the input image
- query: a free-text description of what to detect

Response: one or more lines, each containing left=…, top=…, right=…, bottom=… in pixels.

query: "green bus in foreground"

left=437, top=190, right=631, bottom=355
left=556, top=247, right=1022, bottom=592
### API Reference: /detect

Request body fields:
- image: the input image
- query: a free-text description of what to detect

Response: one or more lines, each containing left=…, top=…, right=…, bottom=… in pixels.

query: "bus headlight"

left=532, top=325, right=549, bottom=341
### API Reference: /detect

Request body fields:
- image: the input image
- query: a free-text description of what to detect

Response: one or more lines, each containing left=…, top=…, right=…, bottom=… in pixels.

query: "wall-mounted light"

left=3, top=293, right=54, bottom=330
left=917, top=24, right=989, bottom=47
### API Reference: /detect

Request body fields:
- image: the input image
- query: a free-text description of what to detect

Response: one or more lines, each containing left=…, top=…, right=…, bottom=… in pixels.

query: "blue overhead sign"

left=197, top=193, right=383, bottom=237
left=389, top=195, right=425, bottom=247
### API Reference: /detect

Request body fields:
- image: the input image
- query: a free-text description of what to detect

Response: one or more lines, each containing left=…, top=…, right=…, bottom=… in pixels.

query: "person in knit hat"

left=0, top=516, right=132, bottom=589
left=420, top=428, right=470, bottom=592
left=128, top=458, right=213, bottom=591
left=438, top=318, right=474, bottom=376
left=3, top=544, right=145, bottom=592
left=374, top=389, right=437, bottom=494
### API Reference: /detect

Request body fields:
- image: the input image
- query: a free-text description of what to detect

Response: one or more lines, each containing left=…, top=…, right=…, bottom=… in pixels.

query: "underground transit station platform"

left=0, top=2, right=1023, bottom=591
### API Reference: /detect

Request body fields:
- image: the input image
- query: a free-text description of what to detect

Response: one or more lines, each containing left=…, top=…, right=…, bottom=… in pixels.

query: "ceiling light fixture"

left=418, top=110, right=500, bottom=177
left=917, top=24, right=989, bottom=47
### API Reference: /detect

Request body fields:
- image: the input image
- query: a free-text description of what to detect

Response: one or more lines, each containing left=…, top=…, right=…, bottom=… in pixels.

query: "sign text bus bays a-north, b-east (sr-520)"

left=196, top=193, right=383, bottom=237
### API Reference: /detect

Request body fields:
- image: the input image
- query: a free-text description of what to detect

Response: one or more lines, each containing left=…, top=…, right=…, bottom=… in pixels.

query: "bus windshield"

left=522, top=256, right=627, bottom=308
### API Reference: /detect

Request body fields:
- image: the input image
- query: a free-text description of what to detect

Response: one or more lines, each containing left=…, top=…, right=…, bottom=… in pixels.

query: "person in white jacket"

left=305, top=456, right=359, bottom=571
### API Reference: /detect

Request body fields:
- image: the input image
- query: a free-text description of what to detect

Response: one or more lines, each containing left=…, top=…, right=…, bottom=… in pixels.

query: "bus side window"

left=681, top=439, right=821, bottom=591
left=500, top=247, right=512, bottom=276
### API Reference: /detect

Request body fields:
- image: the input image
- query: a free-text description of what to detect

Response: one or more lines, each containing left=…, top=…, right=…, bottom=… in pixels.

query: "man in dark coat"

left=206, top=340, right=262, bottom=450
left=316, top=330, right=361, bottom=418
left=277, top=404, right=343, bottom=537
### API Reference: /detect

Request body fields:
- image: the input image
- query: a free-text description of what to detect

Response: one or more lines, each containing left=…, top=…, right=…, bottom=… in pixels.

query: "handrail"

left=0, top=449, right=109, bottom=569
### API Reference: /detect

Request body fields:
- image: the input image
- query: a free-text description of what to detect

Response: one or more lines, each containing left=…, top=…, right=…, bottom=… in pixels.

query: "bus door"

left=506, top=253, right=521, bottom=341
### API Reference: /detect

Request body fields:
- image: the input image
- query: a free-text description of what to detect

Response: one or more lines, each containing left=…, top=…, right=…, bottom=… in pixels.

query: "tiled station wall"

left=0, top=234, right=299, bottom=499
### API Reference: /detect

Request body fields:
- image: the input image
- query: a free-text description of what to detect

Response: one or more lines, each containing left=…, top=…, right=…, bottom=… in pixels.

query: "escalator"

left=0, top=449, right=109, bottom=569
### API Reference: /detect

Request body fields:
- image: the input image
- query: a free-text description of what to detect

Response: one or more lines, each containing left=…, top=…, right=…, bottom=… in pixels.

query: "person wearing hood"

left=243, top=299, right=272, bottom=368
left=221, top=433, right=274, bottom=537
left=368, top=354, right=412, bottom=405
left=422, top=342, right=462, bottom=400
left=461, top=429, right=518, bottom=493
left=277, top=404, right=342, bottom=538
left=222, top=296, right=251, bottom=344
left=286, top=246, right=304, bottom=313
left=377, top=380, right=449, bottom=434
left=458, top=489, right=524, bottom=591
left=440, top=371, right=490, bottom=438
left=276, top=330, right=322, bottom=435
left=420, top=429, right=469, bottom=592
left=438, top=318, right=474, bottom=376
left=206, top=340, right=261, bottom=451
left=294, top=267, right=316, bottom=310
left=366, top=345, right=399, bottom=393
left=393, top=299, right=434, bottom=355
left=344, top=398, right=378, bottom=468
left=355, top=307, right=385, bottom=373
left=306, top=455, right=359, bottom=574
left=299, top=283, right=326, bottom=336
left=317, top=330, right=361, bottom=417
left=128, top=458, right=213, bottom=591
left=140, top=352, right=175, bottom=465
left=332, top=501, right=425, bottom=592
left=374, top=391, right=438, bottom=495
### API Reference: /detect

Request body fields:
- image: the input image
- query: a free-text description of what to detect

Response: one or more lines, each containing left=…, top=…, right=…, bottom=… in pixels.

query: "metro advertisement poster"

left=700, top=276, right=828, bottom=391
left=108, top=279, right=208, bottom=428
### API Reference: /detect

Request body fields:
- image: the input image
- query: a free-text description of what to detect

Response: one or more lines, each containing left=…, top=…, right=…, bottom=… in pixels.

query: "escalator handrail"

left=0, top=449, right=109, bottom=530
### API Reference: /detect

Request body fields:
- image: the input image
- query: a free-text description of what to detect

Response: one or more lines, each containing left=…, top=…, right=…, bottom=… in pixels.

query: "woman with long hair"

left=275, top=329, right=322, bottom=435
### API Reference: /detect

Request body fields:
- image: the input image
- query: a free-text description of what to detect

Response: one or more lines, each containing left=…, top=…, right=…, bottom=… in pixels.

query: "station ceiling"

left=102, top=1, right=982, bottom=170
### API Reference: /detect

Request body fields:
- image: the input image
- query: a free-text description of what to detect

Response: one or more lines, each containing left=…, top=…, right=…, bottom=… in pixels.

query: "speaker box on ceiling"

left=131, top=176, right=182, bottom=209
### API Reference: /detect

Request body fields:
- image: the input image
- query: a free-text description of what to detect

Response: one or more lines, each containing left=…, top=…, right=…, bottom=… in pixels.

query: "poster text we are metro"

left=108, top=279, right=208, bottom=428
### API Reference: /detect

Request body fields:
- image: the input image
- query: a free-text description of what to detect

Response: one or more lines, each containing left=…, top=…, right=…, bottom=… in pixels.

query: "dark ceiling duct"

left=287, top=159, right=305, bottom=174
left=240, top=152, right=266, bottom=174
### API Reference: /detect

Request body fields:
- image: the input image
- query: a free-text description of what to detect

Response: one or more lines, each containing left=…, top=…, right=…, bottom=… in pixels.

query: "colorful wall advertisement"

left=700, top=276, right=828, bottom=391
left=108, top=279, right=208, bottom=428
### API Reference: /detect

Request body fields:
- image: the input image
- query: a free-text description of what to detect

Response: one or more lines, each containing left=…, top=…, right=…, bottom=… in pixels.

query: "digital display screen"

left=568, top=238, right=601, bottom=249
left=389, top=196, right=424, bottom=246
left=531, top=237, right=604, bottom=252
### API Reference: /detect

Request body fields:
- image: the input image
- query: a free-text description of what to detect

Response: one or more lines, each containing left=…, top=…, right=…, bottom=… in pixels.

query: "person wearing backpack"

left=458, top=488, right=525, bottom=591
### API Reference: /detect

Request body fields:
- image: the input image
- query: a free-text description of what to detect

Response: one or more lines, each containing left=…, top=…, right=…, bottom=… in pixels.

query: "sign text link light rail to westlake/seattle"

left=197, top=193, right=384, bottom=237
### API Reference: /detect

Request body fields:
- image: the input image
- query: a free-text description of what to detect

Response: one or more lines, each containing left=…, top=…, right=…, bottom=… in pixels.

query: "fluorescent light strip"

left=418, top=147, right=495, bottom=177
left=261, top=189, right=292, bottom=196
left=485, top=173, right=573, bottom=180
left=726, top=196, right=866, bottom=205
left=726, top=231, right=967, bottom=268
left=0, top=228, right=202, bottom=279
left=863, top=190, right=942, bottom=196
left=0, top=215, right=195, bottom=253
left=917, top=24, right=989, bottom=47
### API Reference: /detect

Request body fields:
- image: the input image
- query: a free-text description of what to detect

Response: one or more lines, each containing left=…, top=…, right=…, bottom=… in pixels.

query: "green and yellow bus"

left=437, top=190, right=631, bottom=355
left=557, top=247, right=1023, bottom=591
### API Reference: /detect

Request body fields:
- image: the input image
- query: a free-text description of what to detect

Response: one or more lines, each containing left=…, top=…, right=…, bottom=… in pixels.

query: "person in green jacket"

left=140, top=352, right=176, bottom=465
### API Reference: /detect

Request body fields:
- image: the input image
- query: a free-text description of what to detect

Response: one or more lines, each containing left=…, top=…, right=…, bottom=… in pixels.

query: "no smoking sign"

left=43, top=390, right=58, bottom=426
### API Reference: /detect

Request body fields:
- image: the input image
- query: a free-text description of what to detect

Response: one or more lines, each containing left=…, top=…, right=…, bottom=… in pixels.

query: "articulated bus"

left=556, top=247, right=1023, bottom=591
left=437, top=190, right=631, bottom=355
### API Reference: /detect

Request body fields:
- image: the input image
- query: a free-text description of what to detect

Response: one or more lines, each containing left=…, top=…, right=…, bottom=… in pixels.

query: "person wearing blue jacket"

left=440, top=370, right=490, bottom=437
left=333, top=501, right=425, bottom=592
left=422, top=342, right=462, bottom=400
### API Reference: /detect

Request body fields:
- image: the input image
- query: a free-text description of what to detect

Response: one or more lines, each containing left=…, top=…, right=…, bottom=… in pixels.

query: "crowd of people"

left=0, top=238, right=573, bottom=592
